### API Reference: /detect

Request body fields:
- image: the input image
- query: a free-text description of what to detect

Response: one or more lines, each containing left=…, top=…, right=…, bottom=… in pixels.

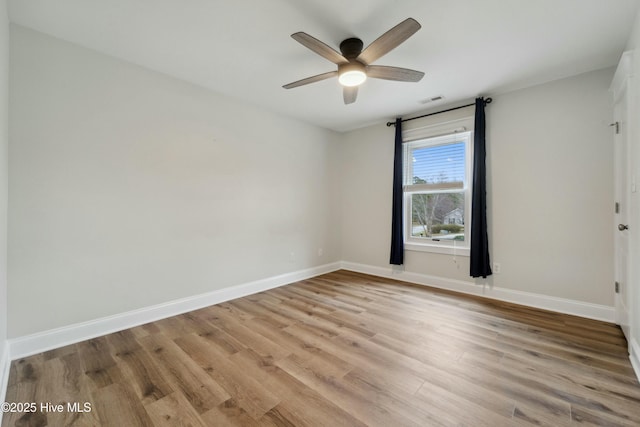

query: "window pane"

left=411, top=142, right=465, bottom=185
left=411, top=192, right=465, bottom=241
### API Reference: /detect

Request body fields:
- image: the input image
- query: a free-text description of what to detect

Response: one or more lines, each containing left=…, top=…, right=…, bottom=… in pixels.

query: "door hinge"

left=615, top=202, right=620, bottom=214
left=610, top=122, right=620, bottom=134
left=615, top=281, right=620, bottom=293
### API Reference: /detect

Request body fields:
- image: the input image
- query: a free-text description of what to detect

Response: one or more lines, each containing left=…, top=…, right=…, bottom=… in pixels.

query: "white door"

left=613, top=86, right=631, bottom=343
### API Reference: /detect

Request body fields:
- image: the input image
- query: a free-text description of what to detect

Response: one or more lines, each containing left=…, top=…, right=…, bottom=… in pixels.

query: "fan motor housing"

left=339, top=38, right=364, bottom=60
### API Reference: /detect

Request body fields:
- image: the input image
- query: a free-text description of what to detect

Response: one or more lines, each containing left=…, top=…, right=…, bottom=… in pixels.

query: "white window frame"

left=403, top=119, right=473, bottom=256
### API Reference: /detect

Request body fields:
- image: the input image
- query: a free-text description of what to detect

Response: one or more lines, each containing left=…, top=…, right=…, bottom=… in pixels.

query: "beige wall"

left=340, top=67, right=615, bottom=306
left=8, top=26, right=342, bottom=337
left=0, top=0, right=8, bottom=361
left=5, top=22, right=623, bottom=341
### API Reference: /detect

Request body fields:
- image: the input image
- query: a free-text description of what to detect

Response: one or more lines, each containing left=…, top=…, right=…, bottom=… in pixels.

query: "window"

left=403, top=130, right=472, bottom=255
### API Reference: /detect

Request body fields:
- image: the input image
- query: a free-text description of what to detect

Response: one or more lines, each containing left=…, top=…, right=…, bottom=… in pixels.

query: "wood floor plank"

left=92, top=383, right=154, bottom=427
left=105, top=331, right=174, bottom=405
left=569, top=404, right=638, bottom=426
left=500, top=352, right=640, bottom=408
left=339, top=369, right=451, bottom=427
left=201, top=398, right=272, bottom=427
left=493, top=354, right=640, bottom=424
left=511, top=401, right=572, bottom=426
left=229, top=349, right=368, bottom=427
left=243, top=317, right=317, bottom=360
left=3, top=270, right=640, bottom=427
left=257, top=298, right=343, bottom=340
left=76, top=337, right=125, bottom=390
left=283, top=323, right=426, bottom=396
left=456, top=350, right=574, bottom=418
left=174, top=333, right=281, bottom=420
left=354, top=335, right=516, bottom=419
left=285, top=283, right=367, bottom=314
left=144, top=392, right=207, bottom=427
left=3, top=354, right=57, bottom=427
left=449, top=321, right=637, bottom=376
left=191, top=306, right=291, bottom=361
left=137, top=334, right=230, bottom=414
left=414, top=378, right=515, bottom=427
left=185, top=317, right=246, bottom=356
left=33, top=354, right=101, bottom=427
left=223, top=298, right=294, bottom=327
left=275, top=353, right=421, bottom=427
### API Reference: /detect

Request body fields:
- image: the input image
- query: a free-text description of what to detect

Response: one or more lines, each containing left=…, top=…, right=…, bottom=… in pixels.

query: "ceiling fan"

left=283, top=18, right=425, bottom=105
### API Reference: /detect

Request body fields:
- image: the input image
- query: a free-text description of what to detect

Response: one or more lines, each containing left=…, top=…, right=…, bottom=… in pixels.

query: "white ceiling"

left=8, top=0, right=640, bottom=132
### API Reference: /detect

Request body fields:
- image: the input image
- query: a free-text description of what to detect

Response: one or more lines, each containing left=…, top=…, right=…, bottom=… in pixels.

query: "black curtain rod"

left=386, top=97, right=492, bottom=127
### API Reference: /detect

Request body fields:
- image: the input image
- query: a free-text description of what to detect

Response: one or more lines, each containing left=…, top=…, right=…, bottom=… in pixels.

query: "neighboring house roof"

left=444, top=208, right=463, bottom=217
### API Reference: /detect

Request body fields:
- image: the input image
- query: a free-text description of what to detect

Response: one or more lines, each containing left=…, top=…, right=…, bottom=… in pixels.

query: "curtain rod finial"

left=387, top=117, right=402, bottom=127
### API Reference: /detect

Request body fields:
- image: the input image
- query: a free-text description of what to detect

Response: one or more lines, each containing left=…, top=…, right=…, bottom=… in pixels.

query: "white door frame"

left=611, top=52, right=633, bottom=347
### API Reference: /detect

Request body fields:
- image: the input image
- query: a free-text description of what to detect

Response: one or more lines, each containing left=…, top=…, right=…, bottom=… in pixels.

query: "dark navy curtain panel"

left=389, top=118, right=404, bottom=265
left=470, top=97, right=492, bottom=278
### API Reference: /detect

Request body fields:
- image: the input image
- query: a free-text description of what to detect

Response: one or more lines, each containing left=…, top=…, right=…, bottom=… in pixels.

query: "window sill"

left=405, top=242, right=470, bottom=257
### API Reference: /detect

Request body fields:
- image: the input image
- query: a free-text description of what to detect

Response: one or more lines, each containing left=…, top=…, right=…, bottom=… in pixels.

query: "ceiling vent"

left=419, top=95, right=444, bottom=104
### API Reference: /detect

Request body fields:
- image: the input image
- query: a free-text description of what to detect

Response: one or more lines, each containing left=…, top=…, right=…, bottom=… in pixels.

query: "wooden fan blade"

left=283, top=71, right=338, bottom=89
left=367, top=65, right=424, bottom=82
left=343, top=86, right=358, bottom=104
left=291, top=32, right=348, bottom=65
left=357, top=18, right=421, bottom=65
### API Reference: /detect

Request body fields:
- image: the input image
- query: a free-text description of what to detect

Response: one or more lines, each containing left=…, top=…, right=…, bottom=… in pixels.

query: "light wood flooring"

left=3, top=270, right=640, bottom=426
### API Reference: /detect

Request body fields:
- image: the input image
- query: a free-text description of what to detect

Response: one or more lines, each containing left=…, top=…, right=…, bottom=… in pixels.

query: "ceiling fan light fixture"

left=283, top=18, right=423, bottom=104
left=338, top=62, right=367, bottom=87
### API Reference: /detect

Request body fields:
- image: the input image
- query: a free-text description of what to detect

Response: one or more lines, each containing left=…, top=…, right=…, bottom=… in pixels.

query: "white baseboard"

left=8, top=262, right=341, bottom=360
left=340, top=261, right=616, bottom=323
left=0, top=341, right=9, bottom=424
left=4, top=260, right=618, bottom=359
left=2, top=259, right=633, bottom=400
left=630, top=338, right=640, bottom=382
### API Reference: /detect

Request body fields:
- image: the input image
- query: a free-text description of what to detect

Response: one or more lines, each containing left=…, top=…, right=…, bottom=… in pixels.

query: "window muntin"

left=404, top=131, right=472, bottom=253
